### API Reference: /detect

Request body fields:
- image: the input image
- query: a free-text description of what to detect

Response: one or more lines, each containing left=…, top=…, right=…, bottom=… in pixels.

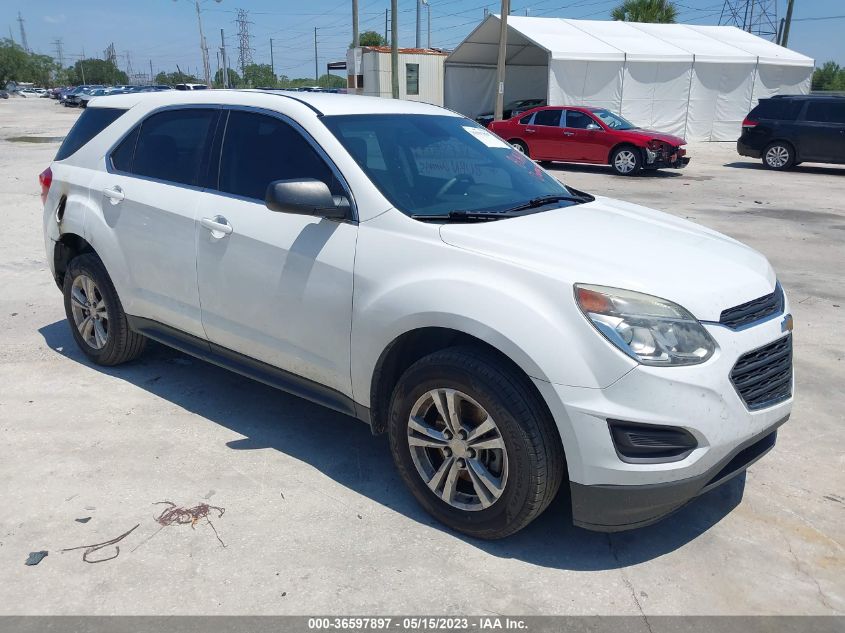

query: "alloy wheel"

left=512, top=142, right=526, bottom=154
left=70, top=274, right=109, bottom=349
left=765, top=145, right=790, bottom=168
left=407, top=388, right=508, bottom=511
left=614, top=150, right=637, bottom=174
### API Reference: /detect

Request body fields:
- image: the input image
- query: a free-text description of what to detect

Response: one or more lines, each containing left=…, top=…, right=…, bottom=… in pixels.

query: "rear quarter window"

left=749, top=99, right=803, bottom=121
left=55, top=107, right=126, bottom=161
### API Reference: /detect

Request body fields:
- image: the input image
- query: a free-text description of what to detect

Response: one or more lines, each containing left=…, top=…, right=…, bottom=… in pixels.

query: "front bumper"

left=533, top=302, right=793, bottom=531
left=644, top=147, right=690, bottom=169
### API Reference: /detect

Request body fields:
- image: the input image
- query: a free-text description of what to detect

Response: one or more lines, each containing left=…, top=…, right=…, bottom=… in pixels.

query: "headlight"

left=575, top=284, right=716, bottom=366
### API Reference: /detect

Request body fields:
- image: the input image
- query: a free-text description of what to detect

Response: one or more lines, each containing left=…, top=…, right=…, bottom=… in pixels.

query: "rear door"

left=800, top=100, right=845, bottom=163
left=195, top=108, right=357, bottom=398
left=87, top=106, right=219, bottom=338
left=525, top=108, right=565, bottom=159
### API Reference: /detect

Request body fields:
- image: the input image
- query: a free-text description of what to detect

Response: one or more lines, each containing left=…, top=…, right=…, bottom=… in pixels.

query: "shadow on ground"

left=545, top=163, right=684, bottom=178
left=39, top=319, right=745, bottom=571
left=724, top=161, right=845, bottom=176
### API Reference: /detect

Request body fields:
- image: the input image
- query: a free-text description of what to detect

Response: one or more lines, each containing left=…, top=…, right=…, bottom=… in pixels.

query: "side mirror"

left=586, top=123, right=601, bottom=131
left=265, top=178, right=349, bottom=220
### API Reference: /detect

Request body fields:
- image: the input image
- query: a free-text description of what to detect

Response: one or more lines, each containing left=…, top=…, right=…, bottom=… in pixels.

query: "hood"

left=628, top=128, right=686, bottom=146
left=438, top=197, right=775, bottom=322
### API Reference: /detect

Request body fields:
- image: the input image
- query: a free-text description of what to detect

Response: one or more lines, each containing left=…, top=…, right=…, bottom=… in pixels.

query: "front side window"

left=591, top=109, right=637, bottom=130
left=564, top=110, right=599, bottom=129
left=406, top=63, right=420, bottom=96
left=217, top=110, right=343, bottom=201
left=130, top=108, right=218, bottom=186
left=322, top=114, right=574, bottom=218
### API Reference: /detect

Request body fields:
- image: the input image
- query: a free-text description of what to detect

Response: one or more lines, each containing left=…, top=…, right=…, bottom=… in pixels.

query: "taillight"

left=742, top=117, right=758, bottom=129
left=39, top=167, right=52, bottom=205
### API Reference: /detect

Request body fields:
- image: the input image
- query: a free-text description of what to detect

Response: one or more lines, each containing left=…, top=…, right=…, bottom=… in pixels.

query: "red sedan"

left=488, top=106, right=690, bottom=176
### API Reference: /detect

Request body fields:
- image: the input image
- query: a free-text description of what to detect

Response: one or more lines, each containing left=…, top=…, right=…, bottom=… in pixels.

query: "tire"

left=387, top=346, right=565, bottom=539
left=509, top=139, right=530, bottom=157
left=762, top=142, right=795, bottom=170
left=63, top=253, right=147, bottom=366
left=611, top=145, right=642, bottom=176
left=539, top=160, right=555, bottom=168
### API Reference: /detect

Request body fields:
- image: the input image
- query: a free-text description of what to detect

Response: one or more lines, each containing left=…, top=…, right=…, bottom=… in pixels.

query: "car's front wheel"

left=388, top=347, right=565, bottom=539
left=509, top=139, right=530, bottom=157
left=63, top=253, right=146, bottom=366
left=762, top=142, right=795, bottom=170
left=611, top=146, right=642, bottom=176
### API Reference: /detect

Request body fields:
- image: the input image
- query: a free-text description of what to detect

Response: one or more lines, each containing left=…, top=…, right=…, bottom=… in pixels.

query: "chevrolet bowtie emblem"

left=782, top=314, right=794, bottom=332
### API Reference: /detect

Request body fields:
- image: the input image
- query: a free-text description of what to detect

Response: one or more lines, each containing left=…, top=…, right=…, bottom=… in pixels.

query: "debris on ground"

left=25, top=551, right=48, bottom=566
left=75, top=517, right=91, bottom=523
left=153, top=500, right=226, bottom=548
left=61, top=524, right=140, bottom=563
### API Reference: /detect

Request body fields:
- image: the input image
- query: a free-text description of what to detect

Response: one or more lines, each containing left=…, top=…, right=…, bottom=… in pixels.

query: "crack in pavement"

left=606, top=534, right=654, bottom=633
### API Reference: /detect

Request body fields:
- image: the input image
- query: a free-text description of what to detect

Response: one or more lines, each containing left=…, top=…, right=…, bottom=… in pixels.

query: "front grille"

left=720, top=284, right=784, bottom=329
left=730, top=335, right=792, bottom=410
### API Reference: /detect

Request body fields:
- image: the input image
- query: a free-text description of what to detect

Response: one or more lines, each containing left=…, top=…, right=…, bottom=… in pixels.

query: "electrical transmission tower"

left=53, top=38, right=65, bottom=69
left=17, top=12, right=29, bottom=52
left=719, top=0, right=778, bottom=41
left=104, top=43, right=118, bottom=66
left=235, top=9, right=254, bottom=78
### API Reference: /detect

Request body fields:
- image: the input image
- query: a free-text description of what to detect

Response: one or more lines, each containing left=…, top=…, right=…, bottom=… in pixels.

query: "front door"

left=800, top=100, right=845, bottom=163
left=562, top=110, right=609, bottom=163
left=195, top=109, right=357, bottom=397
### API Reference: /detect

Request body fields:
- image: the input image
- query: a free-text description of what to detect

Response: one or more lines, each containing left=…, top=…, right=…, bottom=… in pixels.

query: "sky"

left=3, top=0, right=844, bottom=81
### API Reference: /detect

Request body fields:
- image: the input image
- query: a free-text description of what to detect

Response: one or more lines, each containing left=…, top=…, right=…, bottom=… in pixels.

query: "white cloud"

left=43, top=14, right=67, bottom=24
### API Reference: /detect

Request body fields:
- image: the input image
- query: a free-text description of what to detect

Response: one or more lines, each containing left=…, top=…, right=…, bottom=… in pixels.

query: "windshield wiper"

left=499, top=192, right=594, bottom=214
left=411, top=210, right=525, bottom=223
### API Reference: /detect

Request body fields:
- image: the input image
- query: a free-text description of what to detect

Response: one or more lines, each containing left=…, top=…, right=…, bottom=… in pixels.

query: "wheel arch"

left=607, top=142, right=643, bottom=165
left=53, top=233, right=97, bottom=289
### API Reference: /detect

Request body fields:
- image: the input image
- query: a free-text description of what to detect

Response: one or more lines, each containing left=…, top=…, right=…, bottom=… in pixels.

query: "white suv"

left=41, top=90, right=793, bottom=538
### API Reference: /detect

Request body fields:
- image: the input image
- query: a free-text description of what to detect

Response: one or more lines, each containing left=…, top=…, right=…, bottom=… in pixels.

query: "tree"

left=156, top=70, right=200, bottom=86
left=70, top=58, right=128, bottom=85
left=213, top=67, right=240, bottom=88
left=611, top=0, right=678, bottom=23
left=0, top=38, right=31, bottom=87
left=812, top=61, right=845, bottom=91
left=26, top=53, right=58, bottom=87
left=356, top=30, right=387, bottom=47
left=317, top=73, right=345, bottom=88
left=242, top=63, right=276, bottom=88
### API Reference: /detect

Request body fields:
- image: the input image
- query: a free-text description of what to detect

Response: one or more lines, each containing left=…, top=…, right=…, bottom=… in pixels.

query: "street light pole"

left=391, top=0, right=399, bottom=98
left=494, top=0, right=510, bottom=121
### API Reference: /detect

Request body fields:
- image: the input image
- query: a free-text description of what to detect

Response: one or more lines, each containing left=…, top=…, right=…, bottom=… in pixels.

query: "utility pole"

left=220, top=28, right=230, bottom=88
left=494, top=0, right=510, bottom=121
left=150, top=59, right=154, bottom=84
left=270, top=38, right=275, bottom=76
left=416, top=0, right=422, bottom=48
left=391, top=0, right=399, bottom=98
left=385, top=9, right=388, bottom=44
left=193, top=0, right=212, bottom=87
left=427, top=0, right=431, bottom=48
left=53, top=39, right=65, bottom=70
left=235, top=8, right=254, bottom=79
left=314, top=27, right=319, bottom=82
left=781, top=0, right=795, bottom=47
left=352, top=0, right=359, bottom=48
left=216, top=51, right=221, bottom=86
left=17, top=12, right=29, bottom=52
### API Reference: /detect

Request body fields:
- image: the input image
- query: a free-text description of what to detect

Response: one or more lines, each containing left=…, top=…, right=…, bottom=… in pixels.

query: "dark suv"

left=738, top=96, right=845, bottom=170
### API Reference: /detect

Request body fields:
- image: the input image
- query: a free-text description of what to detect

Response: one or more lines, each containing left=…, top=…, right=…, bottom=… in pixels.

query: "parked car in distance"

left=0, top=90, right=8, bottom=99
left=174, top=83, right=208, bottom=90
left=738, top=95, right=845, bottom=170
left=489, top=106, right=690, bottom=176
left=475, top=98, right=546, bottom=128
left=42, top=90, right=792, bottom=539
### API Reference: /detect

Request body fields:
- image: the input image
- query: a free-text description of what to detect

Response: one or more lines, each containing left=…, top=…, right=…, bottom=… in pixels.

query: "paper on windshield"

left=462, top=125, right=512, bottom=149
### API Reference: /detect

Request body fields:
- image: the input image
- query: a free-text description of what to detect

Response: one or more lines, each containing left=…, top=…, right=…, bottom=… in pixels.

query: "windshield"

left=591, top=109, right=637, bottom=130
left=322, top=114, right=574, bottom=218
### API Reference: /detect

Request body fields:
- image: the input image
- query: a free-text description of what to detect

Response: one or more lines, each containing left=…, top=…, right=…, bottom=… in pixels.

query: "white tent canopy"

left=444, top=16, right=814, bottom=141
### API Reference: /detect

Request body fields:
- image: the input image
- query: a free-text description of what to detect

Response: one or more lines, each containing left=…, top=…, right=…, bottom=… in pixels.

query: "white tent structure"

left=444, top=16, right=814, bottom=141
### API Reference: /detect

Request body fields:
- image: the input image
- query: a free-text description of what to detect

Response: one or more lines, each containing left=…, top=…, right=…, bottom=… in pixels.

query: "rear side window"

left=533, top=109, right=562, bottom=127
left=55, top=107, right=125, bottom=161
left=131, top=108, right=218, bottom=186
left=217, top=110, right=342, bottom=201
left=749, top=99, right=803, bottom=121
left=519, top=113, right=534, bottom=124
left=804, top=101, right=845, bottom=124
left=110, top=127, right=139, bottom=172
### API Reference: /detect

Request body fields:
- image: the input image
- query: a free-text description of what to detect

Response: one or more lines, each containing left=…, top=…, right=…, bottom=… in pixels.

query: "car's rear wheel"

left=611, top=146, right=642, bottom=176
left=763, top=142, right=795, bottom=170
left=509, top=139, right=530, bottom=157
left=63, top=253, right=146, bottom=366
left=387, top=347, right=565, bottom=539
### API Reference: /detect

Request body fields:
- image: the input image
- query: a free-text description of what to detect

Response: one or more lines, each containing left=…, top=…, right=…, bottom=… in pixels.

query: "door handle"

left=563, top=131, right=576, bottom=137
left=103, top=186, right=124, bottom=204
left=525, top=128, right=536, bottom=133
left=201, top=216, right=233, bottom=236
